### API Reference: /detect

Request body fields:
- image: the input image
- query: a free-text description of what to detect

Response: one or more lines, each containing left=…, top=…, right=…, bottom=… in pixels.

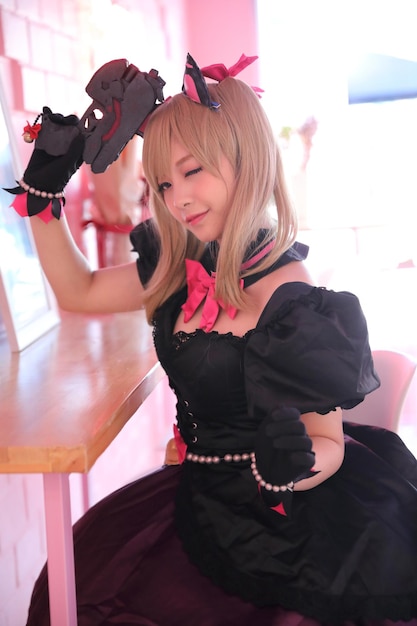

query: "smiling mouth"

left=185, top=210, right=209, bottom=225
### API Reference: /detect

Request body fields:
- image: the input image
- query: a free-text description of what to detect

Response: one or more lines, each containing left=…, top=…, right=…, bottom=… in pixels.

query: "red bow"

left=182, top=259, right=241, bottom=332
left=201, top=54, right=263, bottom=97
left=173, top=424, right=187, bottom=463
left=201, top=54, right=258, bottom=81
left=22, top=121, right=42, bottom=140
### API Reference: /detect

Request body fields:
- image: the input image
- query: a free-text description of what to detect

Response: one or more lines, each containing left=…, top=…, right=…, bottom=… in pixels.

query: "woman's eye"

left=158, top=181, right=171, bottom=193
left=185, top=167, right=202, bottom=178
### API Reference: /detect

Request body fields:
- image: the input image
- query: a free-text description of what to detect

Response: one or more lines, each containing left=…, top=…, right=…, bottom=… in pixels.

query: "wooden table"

left=0, top=310, right=164, bottom=626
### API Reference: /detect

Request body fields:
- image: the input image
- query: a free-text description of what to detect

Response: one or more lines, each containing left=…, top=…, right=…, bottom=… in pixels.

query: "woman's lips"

left=186, top=210, right=209, bottom=226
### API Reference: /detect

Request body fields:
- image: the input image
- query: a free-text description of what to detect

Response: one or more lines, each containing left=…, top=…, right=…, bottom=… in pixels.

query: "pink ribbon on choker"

left=182, top=259, right=241, bottom=332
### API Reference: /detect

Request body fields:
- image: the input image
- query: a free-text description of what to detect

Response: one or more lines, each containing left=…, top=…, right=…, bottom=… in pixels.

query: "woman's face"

left=157, top=138, right=236, bottom=243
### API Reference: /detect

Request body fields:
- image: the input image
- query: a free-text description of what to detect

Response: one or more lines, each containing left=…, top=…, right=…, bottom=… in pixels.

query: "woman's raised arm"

left=30, top=215, right=144, bottom=314
left=8, top=106, right=146, bottom=315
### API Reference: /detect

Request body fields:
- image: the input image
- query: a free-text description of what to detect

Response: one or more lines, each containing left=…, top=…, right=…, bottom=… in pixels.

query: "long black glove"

left=5, top=106, right=85, bottom=220
left=253, top=407, right=317, bottom=516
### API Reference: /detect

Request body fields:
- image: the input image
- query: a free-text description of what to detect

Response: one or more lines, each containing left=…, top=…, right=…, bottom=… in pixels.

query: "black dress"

left=26, top=223, right=417, bottom=626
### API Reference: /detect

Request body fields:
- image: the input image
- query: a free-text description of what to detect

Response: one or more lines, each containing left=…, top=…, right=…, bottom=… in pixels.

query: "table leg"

left=43, top=474, right=77, bottom=626
left=80, top=472, right=90, bottom=513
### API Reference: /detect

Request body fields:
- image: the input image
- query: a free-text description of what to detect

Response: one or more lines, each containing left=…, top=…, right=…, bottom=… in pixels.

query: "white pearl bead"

left=250, top=460, right=293, bottom=494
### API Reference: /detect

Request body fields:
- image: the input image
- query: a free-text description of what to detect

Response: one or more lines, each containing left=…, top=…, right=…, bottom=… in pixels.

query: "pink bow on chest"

left=182, top=259, right=242, bottom=332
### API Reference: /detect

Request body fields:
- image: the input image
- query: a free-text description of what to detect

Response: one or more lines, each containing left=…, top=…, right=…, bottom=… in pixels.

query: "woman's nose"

left=173, top=190, right=191, bottom=210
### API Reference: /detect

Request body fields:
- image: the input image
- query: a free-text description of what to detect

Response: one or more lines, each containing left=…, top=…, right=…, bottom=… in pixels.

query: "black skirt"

left=26, top=423, right=417, bottom=626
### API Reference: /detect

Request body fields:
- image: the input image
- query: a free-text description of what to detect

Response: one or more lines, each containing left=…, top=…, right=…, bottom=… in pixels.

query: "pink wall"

left=183, top=0, right=260, bottom=84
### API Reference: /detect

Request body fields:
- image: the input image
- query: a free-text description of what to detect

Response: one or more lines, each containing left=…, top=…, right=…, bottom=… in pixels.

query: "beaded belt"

left=185, top=451, right=252, bottom=464
left=186, top=450, right=294, bottom=493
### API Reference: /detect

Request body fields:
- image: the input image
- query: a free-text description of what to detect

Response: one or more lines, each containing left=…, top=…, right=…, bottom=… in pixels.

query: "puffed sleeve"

left=129, top=219, right=160, bottom=286
left=244, top=282, right=380, bottom=418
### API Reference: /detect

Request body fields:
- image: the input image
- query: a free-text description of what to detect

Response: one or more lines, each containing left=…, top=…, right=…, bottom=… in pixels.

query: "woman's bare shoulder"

left=274, top=259, right=316, bottom=287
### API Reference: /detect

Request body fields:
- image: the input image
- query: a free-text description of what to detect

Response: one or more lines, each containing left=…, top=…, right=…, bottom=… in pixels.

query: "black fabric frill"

left=245, top=281, right=380, bottom=417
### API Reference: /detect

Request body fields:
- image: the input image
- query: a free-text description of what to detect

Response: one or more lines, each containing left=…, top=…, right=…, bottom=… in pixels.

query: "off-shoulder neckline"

left=172, top=281, right=316, bottom=342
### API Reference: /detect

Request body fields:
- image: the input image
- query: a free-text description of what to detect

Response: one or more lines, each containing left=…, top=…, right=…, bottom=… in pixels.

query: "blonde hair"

left=142, top=77, right=297, bottom=322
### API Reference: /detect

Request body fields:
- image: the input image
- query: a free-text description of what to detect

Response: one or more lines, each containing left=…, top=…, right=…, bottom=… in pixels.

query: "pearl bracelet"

left=19, top=178, right=64, bottom=200
left=250, top=452, right=294, bottom=492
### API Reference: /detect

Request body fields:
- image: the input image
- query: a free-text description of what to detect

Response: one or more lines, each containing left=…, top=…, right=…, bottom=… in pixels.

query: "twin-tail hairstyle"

left=141, top=54, right=297, bottom=323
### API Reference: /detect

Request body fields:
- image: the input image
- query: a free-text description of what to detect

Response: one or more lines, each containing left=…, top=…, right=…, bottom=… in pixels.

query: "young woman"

left=10, top=54, right=417, bottom=625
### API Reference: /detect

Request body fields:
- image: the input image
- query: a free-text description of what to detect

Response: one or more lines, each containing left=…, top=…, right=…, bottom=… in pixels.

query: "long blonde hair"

left=142, top=77, right=297, bottom=322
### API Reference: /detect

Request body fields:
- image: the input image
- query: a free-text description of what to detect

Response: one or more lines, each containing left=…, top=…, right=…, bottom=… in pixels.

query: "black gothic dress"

left=26, top=222, right=417, bottom=626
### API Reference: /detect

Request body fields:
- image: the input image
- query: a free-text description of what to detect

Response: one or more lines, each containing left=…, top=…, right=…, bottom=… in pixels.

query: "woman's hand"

left=164, top=438, right=180, bottom=465
left=254, top=407, right=316, bottom=488
left=7, top=107, right=85, bottom=221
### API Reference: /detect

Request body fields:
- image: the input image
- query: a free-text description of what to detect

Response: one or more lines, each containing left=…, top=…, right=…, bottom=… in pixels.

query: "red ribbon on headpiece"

left=182, top=259, right=241, bottom=332
left=201, top=54, right=258, bottom=81
left=201, top=54, right=263, bottom=97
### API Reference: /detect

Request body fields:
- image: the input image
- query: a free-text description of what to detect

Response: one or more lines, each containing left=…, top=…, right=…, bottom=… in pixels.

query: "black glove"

left=254, top=407, right=317, bottom=515
left=5, top=107, right=85, bottom=219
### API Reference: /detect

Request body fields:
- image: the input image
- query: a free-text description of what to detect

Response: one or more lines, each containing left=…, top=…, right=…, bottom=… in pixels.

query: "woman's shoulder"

left=245, top=282, right=380, bottom=415
left=130, top=219, right=159, bottom=251
left=245, top=245, right=315, bottom=322
left=257, top=281, right=363, bottom=328
left=129, top=219, right=160, bottom=285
